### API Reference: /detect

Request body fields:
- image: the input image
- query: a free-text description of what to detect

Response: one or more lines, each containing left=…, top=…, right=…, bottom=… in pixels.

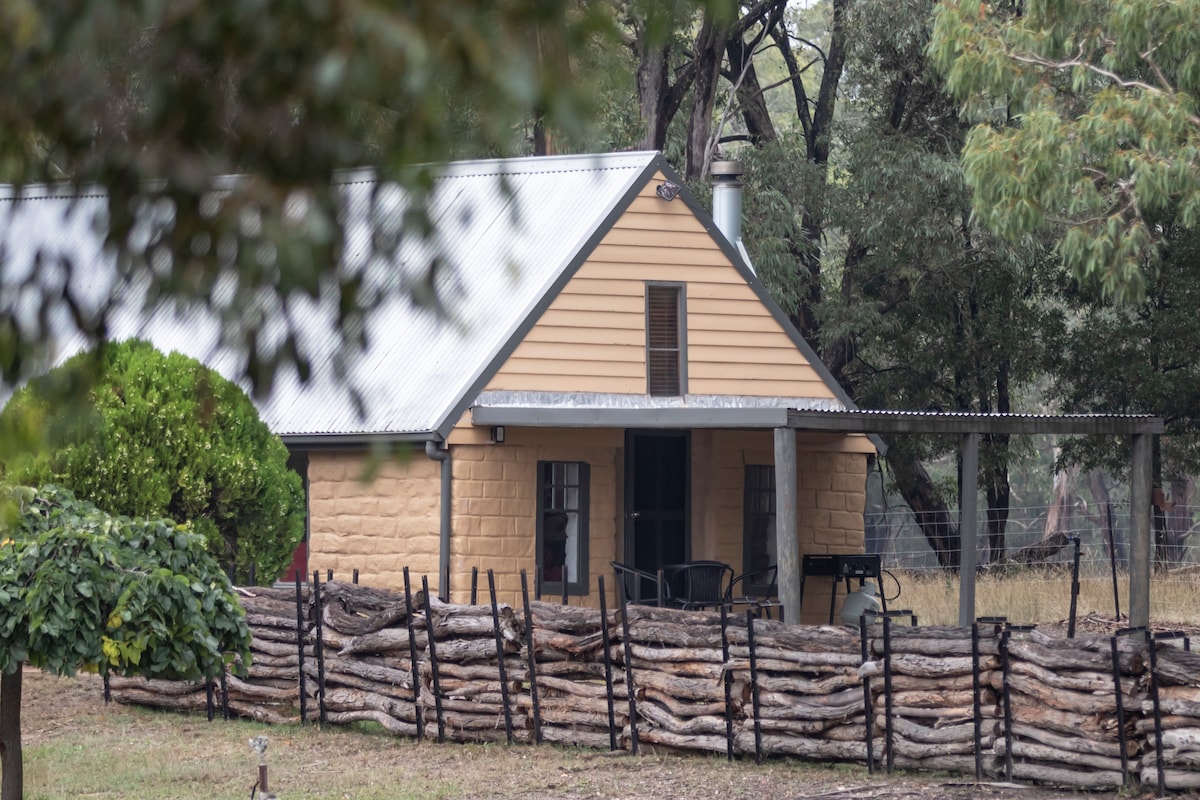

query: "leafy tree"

left=0, top=484, right=251, bottom=800
left=0, top=340, right=303, bottom=583
left=929, top=0, right=1200, bottom=298
left=723, top=0, right=1064, bottom=565
left=0, top=1, right=726, bottom=399
left=1049, top=225, right=1200, bottom=564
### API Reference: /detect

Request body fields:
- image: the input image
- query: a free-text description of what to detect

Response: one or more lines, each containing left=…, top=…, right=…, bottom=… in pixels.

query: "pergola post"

left=958, top=432, right=979, bottom=627
left=773, top=427, right=800, bottom=624
left=1129, top=433, right=1152, bottom=628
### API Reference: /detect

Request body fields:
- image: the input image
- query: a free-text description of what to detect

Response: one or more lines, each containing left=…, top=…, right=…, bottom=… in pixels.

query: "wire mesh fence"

left=867, top=501, right=1200, bottom=624
left=870, top=501, right=1200, bottom=575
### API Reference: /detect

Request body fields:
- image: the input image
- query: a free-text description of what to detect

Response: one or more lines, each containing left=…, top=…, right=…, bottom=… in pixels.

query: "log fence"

left=106, top=571, right=1200, bottom=793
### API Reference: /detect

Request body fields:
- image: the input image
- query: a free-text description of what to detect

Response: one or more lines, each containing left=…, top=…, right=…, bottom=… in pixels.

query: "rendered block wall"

left=306, top=450, right=441, bottom=590
left=450, top=428, right=621, bottom=607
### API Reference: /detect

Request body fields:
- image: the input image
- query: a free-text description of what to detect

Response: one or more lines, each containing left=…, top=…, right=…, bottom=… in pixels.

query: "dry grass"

left=887, top=567, right=1200, bottom=628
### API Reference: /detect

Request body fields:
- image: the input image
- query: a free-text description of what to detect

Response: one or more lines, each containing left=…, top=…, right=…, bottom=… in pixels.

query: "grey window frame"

left=742, top=464, right=777, bottom=597
left=536, top=460, right=590, bottom=597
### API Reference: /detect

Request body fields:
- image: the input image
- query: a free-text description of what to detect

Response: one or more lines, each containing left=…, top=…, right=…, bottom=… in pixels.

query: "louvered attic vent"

left=646, top=284, right=683, bottom=396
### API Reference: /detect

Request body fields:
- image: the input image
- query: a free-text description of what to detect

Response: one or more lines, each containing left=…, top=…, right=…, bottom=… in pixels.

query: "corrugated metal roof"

left=0, top=152, right=660, bottom=438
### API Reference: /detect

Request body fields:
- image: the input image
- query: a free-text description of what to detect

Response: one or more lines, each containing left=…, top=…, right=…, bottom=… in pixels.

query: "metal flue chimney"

left=710, top=160, right=752, bottom=273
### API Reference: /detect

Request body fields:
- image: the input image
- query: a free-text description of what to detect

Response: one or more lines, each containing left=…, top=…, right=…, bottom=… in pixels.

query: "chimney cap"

left=710, top=160, right=745, bottom=179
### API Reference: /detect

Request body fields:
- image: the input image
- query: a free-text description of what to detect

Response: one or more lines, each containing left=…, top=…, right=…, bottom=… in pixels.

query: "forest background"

left=1, top=0, right=1196, bottom=580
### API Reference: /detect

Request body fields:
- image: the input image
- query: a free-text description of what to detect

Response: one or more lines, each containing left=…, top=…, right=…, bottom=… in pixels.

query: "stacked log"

left=992, top=628, right=1141, bottom=790
left=1139, top=642, right=1200, bottom=791
left=106, top=577, right=1200, bottom=797
left=523, top=600, right=625, bottom=749
left=109, top=584, right=309, bottom=724
left=609, top=605, right=737, bottom=755
left=726, top=617, right=868, bottom=761
left=307, top=581, right=420, bottom=736
left=106, top=675, right=213, bottom=715
left=864, top=623, right=1000, bottom=776
left=414, top=593, right=526, bottom=744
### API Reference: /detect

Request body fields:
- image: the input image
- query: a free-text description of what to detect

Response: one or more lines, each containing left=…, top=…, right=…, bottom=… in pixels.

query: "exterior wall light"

left=490, top=426, right=506, bottom=444
left=656, top=181, right=681, bottom=201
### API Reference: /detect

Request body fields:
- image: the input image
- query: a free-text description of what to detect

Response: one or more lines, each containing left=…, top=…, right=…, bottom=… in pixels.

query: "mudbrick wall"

left=107, top=580, right=1200, bottom=794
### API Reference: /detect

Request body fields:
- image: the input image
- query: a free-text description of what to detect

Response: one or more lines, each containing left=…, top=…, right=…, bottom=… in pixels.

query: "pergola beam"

left=786, top=410, right=1163, bottom=437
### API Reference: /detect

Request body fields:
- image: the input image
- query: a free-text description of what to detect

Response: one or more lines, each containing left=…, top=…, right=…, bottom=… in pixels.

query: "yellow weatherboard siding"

left=488, top=173, right=836, bottom=398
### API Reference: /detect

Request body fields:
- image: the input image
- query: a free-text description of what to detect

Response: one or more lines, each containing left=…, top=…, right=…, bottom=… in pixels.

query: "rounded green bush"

left=0, top=340, right=304, bottom=584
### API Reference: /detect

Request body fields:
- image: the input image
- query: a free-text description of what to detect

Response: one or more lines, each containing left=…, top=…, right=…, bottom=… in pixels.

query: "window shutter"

left=646, top=285, right=681, bottom=396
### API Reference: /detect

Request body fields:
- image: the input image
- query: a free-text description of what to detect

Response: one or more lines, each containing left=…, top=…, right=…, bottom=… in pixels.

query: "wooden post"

left=618, top=582, right=639, bottom=755
left=402, top=567, right=423, bottom=742
left=597, top=576, right=616, bottom=752
left=773, top=427, right=800, bottom=624
left=958, top=432, right=979, bottom=627
left=1129, top=433, right=1152, bottom=628
left=293, top=572, right=307, bottom=725
left=520, top=570, right=543, bottom=746
left=312, top=571, right=327, bottom=728
left=720, top=604, right=733, bottom=761
left=422, top=575, right=446, bottom=743
left=486, top=569, right=515, bottom=744
left=747, top=610, right=763, bottom=764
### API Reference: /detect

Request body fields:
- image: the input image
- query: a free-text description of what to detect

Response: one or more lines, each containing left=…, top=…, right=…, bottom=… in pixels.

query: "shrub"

left=0, top=340, right=304, bottom=583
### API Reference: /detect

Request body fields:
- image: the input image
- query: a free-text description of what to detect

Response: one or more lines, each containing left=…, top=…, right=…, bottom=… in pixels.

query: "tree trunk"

left=1014, top=458, right=1075, bottom=564
left=531, top=17, right=569, bottom=156
left=885, top=449, right=961, bottom=568
left=724, top=20, right=778, bottom=146
left=684, top=11, right=729, bottom=180
left=769, top=0, right=848, bottom=343
left=1161, top=477, right=1191, bottom=566
left=1, top=667, right=23, bottom=800
left=983, top=372, right=1010, bottom=563
left=1087, top=471, right=1126, bottom=564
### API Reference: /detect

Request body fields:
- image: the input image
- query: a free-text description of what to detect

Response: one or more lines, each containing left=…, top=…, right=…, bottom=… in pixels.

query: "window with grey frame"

left=537, top=461, right=590, bottom=597
left=646, top=283, right=685, bottom=396
left=742, top=465, right=777, bottom=596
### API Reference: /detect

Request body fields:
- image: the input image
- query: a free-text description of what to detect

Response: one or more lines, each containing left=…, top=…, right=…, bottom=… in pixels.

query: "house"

left=0, top=151, right=876, bottom=622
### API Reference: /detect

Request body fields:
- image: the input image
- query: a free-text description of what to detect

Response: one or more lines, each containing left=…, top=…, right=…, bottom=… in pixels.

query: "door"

left=625, top=431, right=690, bottom=584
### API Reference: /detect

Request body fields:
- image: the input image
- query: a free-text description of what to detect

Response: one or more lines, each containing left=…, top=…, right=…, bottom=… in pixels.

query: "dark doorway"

left=625, top=431, right=690, bottom=578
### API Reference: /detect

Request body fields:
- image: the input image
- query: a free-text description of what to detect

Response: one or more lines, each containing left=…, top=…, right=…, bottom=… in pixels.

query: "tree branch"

left=1008, top=48, right=1200, bottom=128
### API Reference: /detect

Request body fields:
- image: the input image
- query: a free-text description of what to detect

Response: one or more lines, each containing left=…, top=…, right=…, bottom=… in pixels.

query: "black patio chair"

left=726, top=564, right=779, bottom=618
left=610, top=561, right=668, bottom=607
left=665, top=560, right=734, bottom=610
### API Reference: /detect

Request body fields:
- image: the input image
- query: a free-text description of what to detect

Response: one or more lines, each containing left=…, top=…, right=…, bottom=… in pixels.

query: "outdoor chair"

left=726, top=564, right=779, bottom=619
left=665, top=560, right=734, bottom=610
left=610, top=561, right=668, bottom=607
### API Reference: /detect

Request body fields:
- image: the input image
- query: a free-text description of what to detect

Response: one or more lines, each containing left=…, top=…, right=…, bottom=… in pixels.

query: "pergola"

left=775, top=410, right=1165, bottom=627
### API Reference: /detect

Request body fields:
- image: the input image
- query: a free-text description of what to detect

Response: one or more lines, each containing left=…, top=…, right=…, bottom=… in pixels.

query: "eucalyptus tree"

left=930, top=0, right=1200, bottom=300
left=930, top=0, right=1200, bottom=563
left=1049, top=225, right=1200, bottom=565
left=715, top=0, right=1063, bottom=565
